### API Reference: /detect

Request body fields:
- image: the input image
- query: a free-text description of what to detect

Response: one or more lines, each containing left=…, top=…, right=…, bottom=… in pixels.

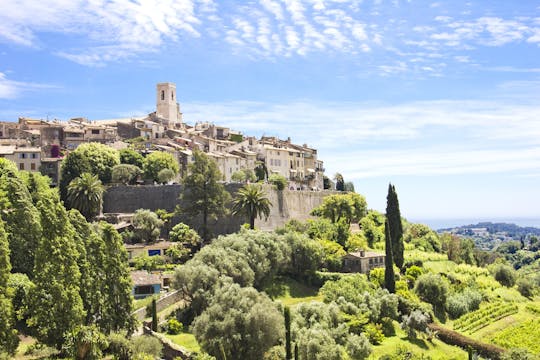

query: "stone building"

left=342, top=250, right=386, bottom=274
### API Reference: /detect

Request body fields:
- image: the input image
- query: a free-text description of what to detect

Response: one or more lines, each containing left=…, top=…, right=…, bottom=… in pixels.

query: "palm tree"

left=67, top=172, right=105, bottom=221
left=232, top=184, right=272, bottom=229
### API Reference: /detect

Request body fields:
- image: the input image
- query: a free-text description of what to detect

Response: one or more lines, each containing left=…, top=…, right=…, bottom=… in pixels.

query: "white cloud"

left=0, top=72, right=57, bottom=99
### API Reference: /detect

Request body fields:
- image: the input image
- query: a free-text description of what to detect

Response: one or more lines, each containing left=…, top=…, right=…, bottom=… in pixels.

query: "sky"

left=0, top=0, right=539, bottom=224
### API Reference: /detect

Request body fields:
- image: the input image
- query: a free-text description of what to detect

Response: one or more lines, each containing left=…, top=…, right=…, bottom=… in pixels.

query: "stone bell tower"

left=156, top=82, right=182, bottom=127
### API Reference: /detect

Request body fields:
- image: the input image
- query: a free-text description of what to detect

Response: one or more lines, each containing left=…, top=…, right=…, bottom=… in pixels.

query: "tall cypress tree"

left=0, top=218, right=20, bottom=355
left=386, top=184, right=404, bottom=269
left=284, top=306, right=292, bottom=360
left=384, top=220, right=396, bottom=293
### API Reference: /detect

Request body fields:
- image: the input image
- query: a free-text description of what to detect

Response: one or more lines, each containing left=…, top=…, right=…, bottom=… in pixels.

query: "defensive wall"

left=103, top=184, right=333, bottom=234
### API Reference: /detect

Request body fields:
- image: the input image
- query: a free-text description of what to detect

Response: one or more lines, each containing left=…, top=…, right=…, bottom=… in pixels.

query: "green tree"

left=384, top=220, right=396, bottom=293
left=311, top=193, right=367, bottom=225
left=386, top=184, right=404, bottom=269
left=119, top=148, right=145, bottom=168
left=344, top=181, right=355, bottom=192
left=360, top=211, right=385, bottom=248
left=63, top=325, right=108, bottom=360
left=0, top=219, right=19, bottom=356
left=285, top=306, right=292, bottom=360
left=151, top=298, right=158, bottom=332
left=112, top=164, right=142, bottom=185
left=132, top=209, right=164, bottom=243
left=169, top=222, right=201, bottom=245
left=0, top=159, right=42, bottom=277
left=59, top=151, right=92, bottom=203
left=98, top=223, right=135, bottom=333
left=414, top=273, right=448, bottom=318
left=143, top=151, right=179, bottom=182
left=68, top=173, right=105, bottom=221
left=268, top=173, right=287, bottom=190
left=28, top=191, right=84, bottom=349
left=157, top=168, right=176, bottom=184
left=254, top=161, right=268, bottom=181
left=232, top=184, right=272, bottom=229
left=192, top=284, right=284, bottom=360
left=179, top=150, right=231, bottom=241
left=492, top=264, right=516, bottom=287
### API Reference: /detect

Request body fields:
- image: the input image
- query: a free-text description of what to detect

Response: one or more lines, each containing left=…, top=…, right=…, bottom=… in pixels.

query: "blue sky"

left=1, top=0, right=539, bottom=223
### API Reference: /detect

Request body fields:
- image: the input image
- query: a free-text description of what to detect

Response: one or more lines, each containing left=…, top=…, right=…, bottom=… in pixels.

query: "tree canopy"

left=67, top=173, right=105, bottom=220
left=231, top=183, right=272, bottom=229
left=311, top=193, right=367, bottom=225
left=179, top=150, right=231, bottom=241
left=143, top=151, right=179, bottom=182
left=386, top=184, right=404, bottom=269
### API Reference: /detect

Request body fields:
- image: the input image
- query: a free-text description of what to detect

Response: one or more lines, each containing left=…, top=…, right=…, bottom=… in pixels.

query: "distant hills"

left=438, top=222, right=540, bottom=238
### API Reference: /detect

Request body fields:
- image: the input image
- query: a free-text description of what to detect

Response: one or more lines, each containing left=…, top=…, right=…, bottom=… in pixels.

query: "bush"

left=166, top=318, right=183, bottom=335
left=63, top=325, right=108, bottom=360
left=107, top=332, right=133, bottom=360
left=130, top=336, right=163, bottom=359
left=401, top=310, right=430, bottom=339
left=112, top=164, right=142, bottom=184
left=157, top=168, right=176, bottom=184
left=364, top=323, right=385, bottom=345
left=446, top=288, right=483, bottom=319
left=268, top=174, right=287, bottom=190
left=492, top=264, right=516, bottom=287
left=346, top=333, right=372, bottom=360
left=517, top=278, right=535, bottom=298
left=414, top=273, right=449, bottom=316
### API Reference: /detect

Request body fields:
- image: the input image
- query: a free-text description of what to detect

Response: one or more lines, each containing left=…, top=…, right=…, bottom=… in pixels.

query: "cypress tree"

left=151, top=298, right=158, bottom=332
left=284, top=306, right=292, bottom=360
left=384, top=220, right=396, bottom=293
left=294, top=343, right=299, bottom=360
left=0, top=218, right=20, bottom=355
left=386, top=184, right=404, bottom=269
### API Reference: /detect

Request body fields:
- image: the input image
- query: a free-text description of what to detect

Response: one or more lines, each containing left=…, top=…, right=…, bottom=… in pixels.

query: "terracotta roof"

left=131, top=271, right=161, bottom=286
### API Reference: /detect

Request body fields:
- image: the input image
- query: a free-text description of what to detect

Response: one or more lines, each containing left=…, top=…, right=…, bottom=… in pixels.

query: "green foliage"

left=232, top=183, right=272, bottom=229
left=130, top=336, right=163, bottom=359
left=517, top=278, right=535, bottom=298
left=0, top=159, right=42, bottom=276
left=414, top=273, right=449, bottom=315
left=28, top=189, right=85, bottom=349
left=285, top=232, right=324, bottom=279
left=7, top=272, right=33, bottom=329
left=0, top=219, right=19, bottom=355
left=404, top=223, right=441, bottom=252
left=179, top=150, right=230, bottom=241
left=320, top=274, right=374, bottom=304
left=169, top=222, right=201, bottom=245
left=68, top=173, right=105, bottom=220
left=500, top=348, right=536, bottom=360
left=401, top=310, right=430, bottom=339
left=70, top=142, right=120, bottom=183
left=364, top=323, right=385, bottom=345
left=386, top=183, right=404, bottom=269
left=112, top=164, right=142, bottom=185
left=106, top=332, right=133, bottom=360
left=453, top=302, right=518, bottom=333
left=143, top=151, right=179, bottom=182
left=268, top=173, right=288, bottom=190
left=492, top=320, right=540, bottom=356
left=360, top=210, right=385, bottom=248
left=151, top=299, right=158, bottom=332
left=63, top=325, right=108, bottom=360
left=98, top=223, right=135, bottom=334
left=119, top=148, right=145, bottom=168
left=166, top=318, right=183, bottom=335
left=133, top=254, right=166, bottom=271
left=318, top=239, right=346, bottom=272
left=385, top=219, right=396, bottom=293
left=284, top=306, right=292, bottom=360
left=492, top=264, right=517, bottom=287
left=132, top=209, right=164, bottom=243
left=311, top=193, right=367, bottom=225
left=334, top=173, right=344, bottom=191
left=157, top=168, right=176, bottom=184
left=344, top=181, right=355, bottom=192
left=445, top=288, right=482, bottom=319
left=165, top=243, right=191, bottom=263
left=231, top=169, right=257, bottom=183
left=192, top=284, right=284, bottom=360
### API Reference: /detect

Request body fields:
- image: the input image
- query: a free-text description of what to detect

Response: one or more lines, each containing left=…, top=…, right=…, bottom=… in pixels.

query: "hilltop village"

left=0, top=83, right=539, bottom=360
left=0, top=82, right=325, bottom=190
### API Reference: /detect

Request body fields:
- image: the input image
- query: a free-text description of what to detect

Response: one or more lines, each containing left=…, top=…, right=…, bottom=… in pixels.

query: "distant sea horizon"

left=409, top=218, right=540, bottom=231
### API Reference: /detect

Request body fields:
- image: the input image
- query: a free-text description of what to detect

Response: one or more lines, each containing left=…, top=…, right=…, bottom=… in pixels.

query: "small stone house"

left=131, top=271, right=162, bottom=299
left=342, top=250, right=386, bottom=274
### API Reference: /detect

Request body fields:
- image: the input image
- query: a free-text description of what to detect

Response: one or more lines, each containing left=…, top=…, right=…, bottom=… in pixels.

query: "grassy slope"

left=165, top=332, right=200, bottom=353
left=265, top=276, right=324, bottom=306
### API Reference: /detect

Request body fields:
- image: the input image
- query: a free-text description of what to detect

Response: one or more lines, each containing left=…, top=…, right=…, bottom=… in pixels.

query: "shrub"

left=166, top=318, right=183, bottom=335
left=492, top=264, right=516, bottom=287
left=130, top=336, right=163, bottom=359
left=517, top=278, right=535, bottom=298
left=63, top=325, right=108, bottom=360
left=346, top=333, right=372, bottom=360
left=401, top=310, right=430, bottom=339
left=446, top=288, right=483, bottom=319
left=414, top=273, right=449, bottom=316
left=380, top=317, right=396, bottom=336
left=107, top=332, right=133, bottom=360
left=364, top=323, right=385, bottom=345
left=268, top=174, right=287, bottom=190
left=112, top=164, right=141, bottom=184
left=157, top=168, right=176, bottom=184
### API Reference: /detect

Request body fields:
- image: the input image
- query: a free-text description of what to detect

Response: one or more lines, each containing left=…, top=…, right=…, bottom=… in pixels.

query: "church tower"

left=156, top=82, right=182, bottom=127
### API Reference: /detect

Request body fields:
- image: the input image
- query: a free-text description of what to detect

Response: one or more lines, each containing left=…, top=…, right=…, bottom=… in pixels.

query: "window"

left=148, top=249, right=161, bottom=256
left=172, top=91, right=174, bottom=100
left=31, top=153, right=38, bottom=159
left=91, top=129, right=100, bottom=135
left=19, top=163, right=24, bottom=170
left=30, top=163, right=36, bottom=170
left=134, top=285, right=155, bottom=295
left=19, top=153, right=27, bottom=159
left=161, top=90, right=165, bottom=100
